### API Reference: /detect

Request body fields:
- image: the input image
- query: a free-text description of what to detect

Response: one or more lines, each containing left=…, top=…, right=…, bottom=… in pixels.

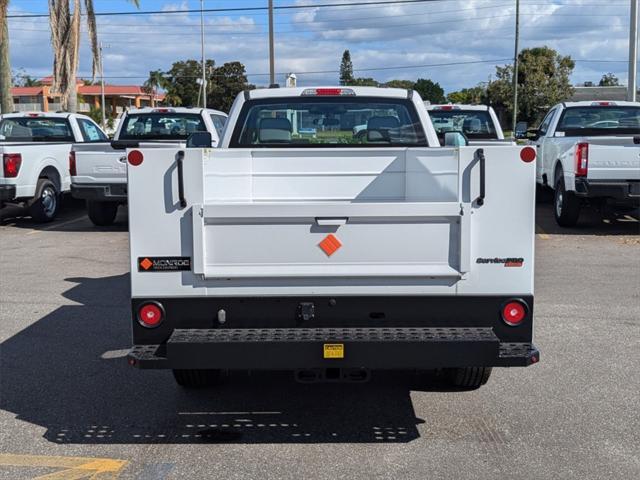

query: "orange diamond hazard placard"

left=319, top=234, right=342, bottom=257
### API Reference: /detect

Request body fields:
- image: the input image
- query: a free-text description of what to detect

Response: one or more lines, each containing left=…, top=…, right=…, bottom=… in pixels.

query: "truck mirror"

left=187, top=131, right=213, bottom=148
left=514, top=122, right=528, bottom=139
left=444, top=131, right=468, bottom=147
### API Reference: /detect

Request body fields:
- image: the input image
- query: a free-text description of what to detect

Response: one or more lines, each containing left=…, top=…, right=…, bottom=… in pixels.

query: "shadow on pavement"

left=535, top=202, right=640, bottom=236
left=0, top=196, right=128, bottom=232
left=0, top=273, right=444, bottom=445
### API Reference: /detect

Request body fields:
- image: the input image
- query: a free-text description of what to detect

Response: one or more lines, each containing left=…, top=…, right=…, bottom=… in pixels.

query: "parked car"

left=426, top=104, right=509, bottom=145
left=0, top=112, right=108, bottom=222
left=125, top=86, right=539, bottom=390
left=70, top=107, right=227, bottom=226
left=520, top=101, right=640, bottom=226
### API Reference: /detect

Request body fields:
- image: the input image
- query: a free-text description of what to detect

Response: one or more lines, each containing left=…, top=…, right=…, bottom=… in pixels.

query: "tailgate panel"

left=588, top=144, right=640, bottom=181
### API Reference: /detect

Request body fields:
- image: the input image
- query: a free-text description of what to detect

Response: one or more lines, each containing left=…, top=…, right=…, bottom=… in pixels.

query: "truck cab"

left=0, top=112, right=107, bottom=222
left=126, top=87, right=539, bottom=389
left=527, top=101, right=640, bottom=226
left=71, top=107, right=227, bottom=226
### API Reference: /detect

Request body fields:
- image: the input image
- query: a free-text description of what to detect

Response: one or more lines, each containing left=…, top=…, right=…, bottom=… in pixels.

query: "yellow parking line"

left=0, top=454, right=127, bottom=479
left=26, top=214, right=87, bottom=235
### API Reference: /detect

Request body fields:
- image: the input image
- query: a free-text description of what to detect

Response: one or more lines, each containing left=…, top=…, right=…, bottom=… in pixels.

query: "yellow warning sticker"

left=323, top=343, right=344, bottom=359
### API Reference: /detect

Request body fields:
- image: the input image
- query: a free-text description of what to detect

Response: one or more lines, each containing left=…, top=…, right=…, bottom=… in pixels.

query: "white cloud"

left=7, top=0, right=635, bottom=93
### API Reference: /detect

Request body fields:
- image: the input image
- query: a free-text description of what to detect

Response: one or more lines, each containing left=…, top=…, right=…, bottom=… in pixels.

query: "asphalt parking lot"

left=0, top=198, right=639, bottom=480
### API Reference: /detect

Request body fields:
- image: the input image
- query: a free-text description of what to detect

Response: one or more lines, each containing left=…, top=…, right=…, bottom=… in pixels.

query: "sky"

left=6, top=0, right=637, bottom=93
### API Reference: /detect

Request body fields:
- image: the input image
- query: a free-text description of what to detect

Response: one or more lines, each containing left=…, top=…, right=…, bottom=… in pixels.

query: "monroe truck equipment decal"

left=138, top=257, right=191, bottom=272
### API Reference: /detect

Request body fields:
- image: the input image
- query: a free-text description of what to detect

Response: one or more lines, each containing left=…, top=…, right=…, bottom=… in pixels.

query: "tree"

left=487, top=46, right=574, bottom=125
left=208, top=61, right=254, bottom=112
left=446, top=85, right=486, bottom=104
left=414, top=78, right=445, bottom=103
left=384, top=79, right=414, bottom=90
left=339, top=50, right=354, bottom=86
left=48, top=0, right=139, bottom=112
left=0, top=0, right=12, bottom=114
left=599, top=73, right=619, bottom=86
left=162, top=59, right=253, bottom=111
left=143, top=70, right=167, bottom=108
left=350, top=77, right=379, bottom=87
left=164, top=59, right=215, bottom=108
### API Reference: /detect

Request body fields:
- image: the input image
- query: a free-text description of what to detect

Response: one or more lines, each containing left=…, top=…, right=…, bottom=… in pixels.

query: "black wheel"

left=445, top=367, right=492, bottom=390
left=28, top=178, right=59, bottom=223
left=554, top=173, right=581, bottom=227
left=87, top=200, right=118, bottom=226
left=172, top=369, right=222, bottom=388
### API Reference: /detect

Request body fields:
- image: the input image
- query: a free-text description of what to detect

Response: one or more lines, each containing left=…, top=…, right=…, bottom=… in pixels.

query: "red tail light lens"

left=138, top=302, right=164, bottom=328
left=69, top=151, right=77, bottom=176
left=3, top=153, right=22, bottom=178
left=501, top=300, right=527, bottom=326
left=575, top=143, right=589, bottom=177
left=520, top=146, right=536, bottom=163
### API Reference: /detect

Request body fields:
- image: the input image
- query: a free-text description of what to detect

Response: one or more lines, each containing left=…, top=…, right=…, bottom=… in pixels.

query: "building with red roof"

left=9, top=77, right=165, bottom=115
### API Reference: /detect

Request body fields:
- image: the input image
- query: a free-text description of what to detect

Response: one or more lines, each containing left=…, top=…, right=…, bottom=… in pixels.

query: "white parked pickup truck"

left=426, top=104, right=508, bottom=145
left=0, top=112, right=108, bottom=222
left=525, top=101, right=640, bottom=226
left=125, top=86, right=539, bottom=390
left=71, top=107, right=227, bottom=226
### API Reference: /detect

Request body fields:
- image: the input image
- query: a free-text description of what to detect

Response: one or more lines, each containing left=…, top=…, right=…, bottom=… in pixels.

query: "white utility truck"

left=426, top=104, right=507, bottom=145
left=0, top=112, right=107, bottom=222
left=126, top=87, right=539, bottom=389
left=71, top=107, right=227, bottom=226
left=524, top=101, right=640, bottom=226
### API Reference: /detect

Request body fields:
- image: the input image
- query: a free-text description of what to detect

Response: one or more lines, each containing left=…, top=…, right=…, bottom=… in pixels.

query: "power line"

left=7, top=0, right=456, bottom=19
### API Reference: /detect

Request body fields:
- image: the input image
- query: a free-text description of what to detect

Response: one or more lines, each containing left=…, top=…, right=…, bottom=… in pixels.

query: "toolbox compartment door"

left=191, top=148, right=471, bottom=279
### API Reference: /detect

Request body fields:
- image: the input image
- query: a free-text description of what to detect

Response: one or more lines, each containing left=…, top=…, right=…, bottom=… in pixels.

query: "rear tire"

left=172, top=369, right=221, bottom=388
left=28, top=178, right=59, bottom=223
left=445, top=367, right=492, bottom=390
left=554, top=173, right=581, bottom=227
left=87, top=200, right=118, bottom=226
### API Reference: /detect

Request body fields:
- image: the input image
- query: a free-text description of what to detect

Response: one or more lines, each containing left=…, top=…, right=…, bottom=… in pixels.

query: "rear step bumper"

left=127, top=327, right=539, bottom=370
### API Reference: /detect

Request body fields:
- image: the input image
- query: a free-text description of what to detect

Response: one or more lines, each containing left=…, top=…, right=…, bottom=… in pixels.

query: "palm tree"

left=143, top=70, right=166, bottom=108
left=0, top=0, right=12, bottom=114
left=48, top=0, right=139, bottom=112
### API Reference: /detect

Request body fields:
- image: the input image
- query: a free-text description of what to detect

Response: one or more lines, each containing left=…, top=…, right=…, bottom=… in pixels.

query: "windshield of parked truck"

left=428, top=109, right=498, bottom=140
left=119, top=113, right=207, bottom=140
left=0, top=116, right=74, bottom=142
left=556, top=106, right=640, bottom=136
left=231, top=97, right=427, bottom=147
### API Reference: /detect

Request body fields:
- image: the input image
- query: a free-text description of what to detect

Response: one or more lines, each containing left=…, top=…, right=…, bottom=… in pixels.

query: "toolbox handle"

left=176, top=150, right=187, bottom=209
left=475, top=148, right=486, bottom=206
left=315, top=217, right=348, bottom=226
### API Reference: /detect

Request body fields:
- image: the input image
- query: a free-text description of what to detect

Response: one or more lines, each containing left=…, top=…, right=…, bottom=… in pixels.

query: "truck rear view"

left=126, top=87, right=539, bottom=389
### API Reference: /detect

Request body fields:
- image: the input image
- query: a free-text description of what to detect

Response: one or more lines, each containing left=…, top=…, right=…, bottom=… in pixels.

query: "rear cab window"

left=429, top=109, right=498, bottom=142
left=230, top=96, right=427, bottom=148
left=556, top=106, right=640, bottom=136
left=119, top=112, right=208, bottom=140
left=0, top=116, right=74, bottom=142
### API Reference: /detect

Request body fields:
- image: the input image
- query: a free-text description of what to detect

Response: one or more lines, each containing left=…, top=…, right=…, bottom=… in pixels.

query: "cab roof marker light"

left=153, top=108, right=175, bottom=113
left=301, top=88, right=356, bottom=97
left=435, top=105, right=459, bottom=111
left=591, top=101, right=616, bottom=106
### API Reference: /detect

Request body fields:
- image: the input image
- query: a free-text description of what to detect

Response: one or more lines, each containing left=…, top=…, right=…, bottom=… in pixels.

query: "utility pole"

left=200, top=0, right=207, bottom=108
left=511, top=0, right=520, bottom=133
left=99, top=42, right=106, bottom=130
left=268, top=0, right=275, bottom=86
left=628, top=0, right=638, bottom=101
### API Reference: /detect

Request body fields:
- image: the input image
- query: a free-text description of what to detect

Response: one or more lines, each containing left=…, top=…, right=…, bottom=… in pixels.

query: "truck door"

left=535, top=107, right=559, bottom=183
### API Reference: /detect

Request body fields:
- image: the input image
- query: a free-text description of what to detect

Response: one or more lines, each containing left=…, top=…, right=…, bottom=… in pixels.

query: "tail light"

left=575, top=143, right=589, bottom=177
left=501, top=300, right=528, bottom=326
left=137, top=302, right=164, bottom=328
left=301, top=88, right=356, bottom=96
left=3, top=153, right=22, bottom=178
left=69, top=151, right=77, bottom=176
